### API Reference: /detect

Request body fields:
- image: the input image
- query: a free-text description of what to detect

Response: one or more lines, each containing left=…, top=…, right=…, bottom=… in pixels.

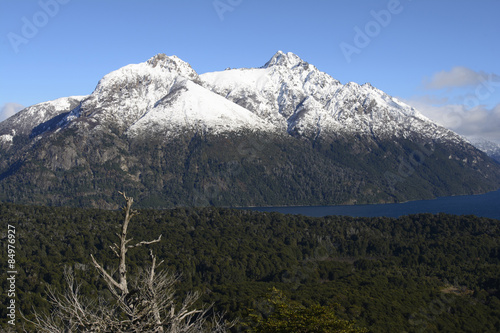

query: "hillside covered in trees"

left=1, top=203, right=499, bottom=332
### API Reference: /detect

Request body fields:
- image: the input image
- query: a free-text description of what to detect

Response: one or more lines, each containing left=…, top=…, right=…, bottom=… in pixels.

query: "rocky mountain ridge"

left=1, top=51, right=465, bottom=143
left=202, top=51, right=460, bottom=142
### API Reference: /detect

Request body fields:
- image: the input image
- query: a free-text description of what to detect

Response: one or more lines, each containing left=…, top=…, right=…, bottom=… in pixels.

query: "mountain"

left=0, top=52, right=499, bottom=209
left=0, top=96, right=86, bottom=140
left=201, top=51, right=459, bottom=142
left=468, top=136, right=500, bottom=162
left=57, top=54, right=273, bottom=137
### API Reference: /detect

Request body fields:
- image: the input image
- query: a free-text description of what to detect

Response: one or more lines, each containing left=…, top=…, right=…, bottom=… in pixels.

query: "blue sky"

left=1, top=0, right=499, bottom=142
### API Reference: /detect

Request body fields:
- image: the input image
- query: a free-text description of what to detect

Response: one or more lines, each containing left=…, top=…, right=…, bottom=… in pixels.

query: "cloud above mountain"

left=423, top=66, right=500, bottom=90
left=0, top=103, right=24, bottom=122
left=408, top=66, right=500, bottom=144
left=406, top=97, right=500, bottom=144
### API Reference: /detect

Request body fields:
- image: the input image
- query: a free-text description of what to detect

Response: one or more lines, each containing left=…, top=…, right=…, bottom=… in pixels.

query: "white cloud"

left=405, top=97, right=500, bottom=144
left=411, top=66, right=500, bottom=144
left=424, top=66, right=500, bottom=90
left=0, top=103, right=24, bottom=122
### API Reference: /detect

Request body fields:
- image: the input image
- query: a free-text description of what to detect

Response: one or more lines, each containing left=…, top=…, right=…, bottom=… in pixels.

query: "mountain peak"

left=93, top=53, right=199, bottom=94
left=147, top=53, right=169, bottom=67
left=147, top=53, right=183, bottom=69
left=145, top=53, right=199, bottom=80
left=263, top=51, right=309, bottom=69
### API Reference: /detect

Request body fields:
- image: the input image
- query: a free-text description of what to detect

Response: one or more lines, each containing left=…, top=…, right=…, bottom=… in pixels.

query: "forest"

left=2, top=130, right=499, bottom=210
left=1, top=202, right=499, bottom=332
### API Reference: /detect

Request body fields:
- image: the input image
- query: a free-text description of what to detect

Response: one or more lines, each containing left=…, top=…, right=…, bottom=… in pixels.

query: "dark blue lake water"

left=246, top=189, right=500, bottom=220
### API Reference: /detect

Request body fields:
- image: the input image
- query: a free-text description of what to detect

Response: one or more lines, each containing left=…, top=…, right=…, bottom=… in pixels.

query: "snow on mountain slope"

left=1, top=51, right=466, bottom=145
left=319, top=81, right=458, bottom=140
left=201, top=51, right=343, bottom=132
left=202, top=51, right=462, bottom=142
left=56, top=53, right=273, bottom=137
left=0, top=96, right=86, bottom=144
left=468, top=136, right=500, bottom=162
left=127, top=79, right=275, bottom=136
left=63, top=54, right=201, bottom=132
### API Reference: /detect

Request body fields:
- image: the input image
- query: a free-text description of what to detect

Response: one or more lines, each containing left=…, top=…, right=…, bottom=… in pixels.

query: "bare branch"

left=90, top=254, right=122, bottom=294
left=110, top=244, right=120, bottom=258
left=130, top=234, right=163, bottom=248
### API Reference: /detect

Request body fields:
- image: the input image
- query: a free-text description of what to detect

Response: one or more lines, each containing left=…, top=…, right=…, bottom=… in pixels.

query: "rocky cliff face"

left=0, top=52, right=498, bottom=208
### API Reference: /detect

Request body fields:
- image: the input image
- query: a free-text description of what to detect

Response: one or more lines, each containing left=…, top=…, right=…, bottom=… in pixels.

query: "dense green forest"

left=1, top=130, right=499, bottom=210
left=1, top=203, right=499, bottom=332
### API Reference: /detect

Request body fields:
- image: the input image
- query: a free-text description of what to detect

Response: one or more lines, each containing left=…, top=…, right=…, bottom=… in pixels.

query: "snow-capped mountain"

left=200, top=51, right=343, bottom=132
left=468, top=136, right=500, bottom=162
left=1, top=51, right=464, bottom=144
left=201, top=51, right=461, bottom=142
left=0, top=96, right=85, bottom=144
left=0, top=51, right=498, bottom=209
left=46, top=53, right=273, bottom=138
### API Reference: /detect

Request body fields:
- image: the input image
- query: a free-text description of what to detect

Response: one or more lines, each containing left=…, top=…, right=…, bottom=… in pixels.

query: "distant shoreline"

left=233, top=188, right=500, bottom=220
left=231, top=187, right=500, bottom=210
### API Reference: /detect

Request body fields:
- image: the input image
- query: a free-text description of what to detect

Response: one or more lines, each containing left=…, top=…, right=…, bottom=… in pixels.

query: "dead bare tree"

left=90, top=193, right=162, bottom=309
left=25, top=193, right=233, bottom=332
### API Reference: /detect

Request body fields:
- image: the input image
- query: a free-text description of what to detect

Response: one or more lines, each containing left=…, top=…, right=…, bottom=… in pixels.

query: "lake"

left=246, top=189, right=500, bottom=220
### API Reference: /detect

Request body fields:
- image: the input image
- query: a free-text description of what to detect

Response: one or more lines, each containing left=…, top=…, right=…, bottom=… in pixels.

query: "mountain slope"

left=468, top=136, right=500, bottom=163
left=63, top=54, right=200, bottom=132
left=126, top=79, right=275, bottom=137
left=0, top=52, right=498, bottom=209
left=0, top=96, right=86, bottom=144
